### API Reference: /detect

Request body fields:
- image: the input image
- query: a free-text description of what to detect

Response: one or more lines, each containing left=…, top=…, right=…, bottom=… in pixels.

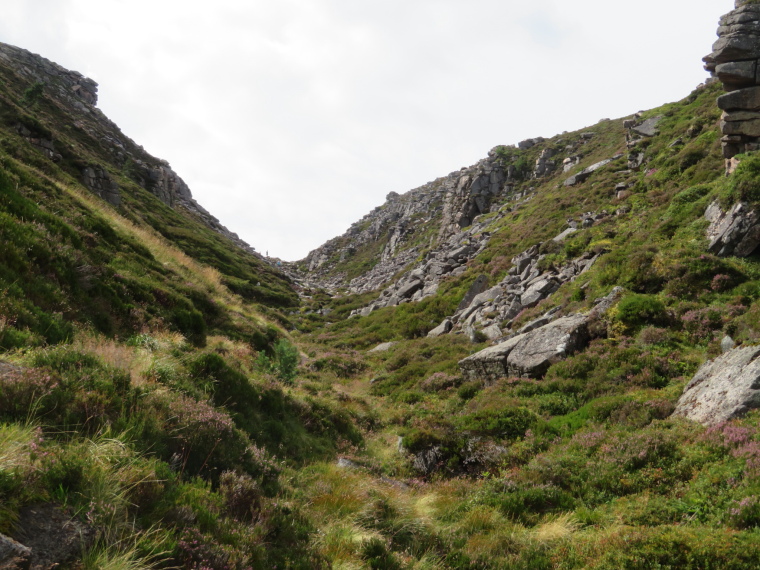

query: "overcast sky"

left=1, top=0, right=734, bottom=260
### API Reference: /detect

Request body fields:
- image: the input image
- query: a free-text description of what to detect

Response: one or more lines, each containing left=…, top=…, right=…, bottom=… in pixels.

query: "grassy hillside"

left=3, top=44, right=760, bottom=570
left=278, top=81, right=760, bottom=568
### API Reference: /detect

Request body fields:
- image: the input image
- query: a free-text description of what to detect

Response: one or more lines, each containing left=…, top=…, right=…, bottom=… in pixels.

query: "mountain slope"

left=4, top=3, right=760, bottom=567
left=0, top=41, right=297, bottom=346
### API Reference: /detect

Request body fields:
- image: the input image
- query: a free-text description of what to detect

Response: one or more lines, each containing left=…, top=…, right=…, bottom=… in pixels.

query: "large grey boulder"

left=705, top=200, right=760, bottom=257
left=631, top=116, right=662, bottom=137
left=673, top=346, right=760, bottom=426
left=427, top=319, right=453, bottom=338
left=480, top=323, right=503, bottom=341
left=396, top=279, right=424, bottom=299
left=459, top=286, right=503, bottom=321
left=459, top=314, right=589, bottom=382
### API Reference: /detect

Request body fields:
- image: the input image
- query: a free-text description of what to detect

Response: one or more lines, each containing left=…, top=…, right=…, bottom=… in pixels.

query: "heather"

left=3, top=32, right=760, bottom=570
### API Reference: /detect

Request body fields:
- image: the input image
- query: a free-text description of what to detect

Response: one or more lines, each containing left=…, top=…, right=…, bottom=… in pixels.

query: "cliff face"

left=0, top=42, right=256, bottom=255
left=295, top=148, right=536, bottom=295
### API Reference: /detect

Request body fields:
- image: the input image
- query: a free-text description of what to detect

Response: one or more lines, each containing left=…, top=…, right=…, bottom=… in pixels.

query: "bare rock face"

left=705, top=200, right=760, bottom=256
left=81, top=166, right=120, bottom=206
left=458, top=314, right=589, bottom=382
left=673, top=345, right=760, bottom=426
left=704, top=1, right=760, bottom=160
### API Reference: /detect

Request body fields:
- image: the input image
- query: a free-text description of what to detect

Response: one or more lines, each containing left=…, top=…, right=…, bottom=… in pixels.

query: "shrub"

left=420, top=372, right=461, bottom=392
left=457, top=381, right=482, bottom=400
left=21, top=82, right=44, bottom=107
left=488, top=482, right=576, bottom=524
left=172, top=308, right=207, bottom=347
left=219, top=471, right=262, bottom=523
left=637, top=326, right=669, bottom=345
left=257, top=339, right=299, bottom=383
left=360, top=537, right=403, bottom=570
left=456, top=408, right=538, bottom=440
left=144, top=391, right=269, bottom=481
left=729, top=496, right=760, bottom=529
left=662, top=254, right=744, bottom=299
left=536, top=393, right=579, bottom=416
left=310, top=354, right=366, bottom=378
left=615, top=294, right=668, bottom=329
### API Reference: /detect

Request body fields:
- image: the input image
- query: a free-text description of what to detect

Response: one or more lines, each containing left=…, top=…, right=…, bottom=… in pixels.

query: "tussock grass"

left=81, top=527, right=172, bottom=570
left=531, top=513, right=581, bottom=542
left=314, top=522, right=384, bottom=565
left=0, top=423, right=38, bottom=472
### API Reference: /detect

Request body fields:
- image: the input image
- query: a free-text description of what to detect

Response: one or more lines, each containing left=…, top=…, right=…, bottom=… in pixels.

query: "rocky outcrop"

left=443, top=241, right=602, bottom=337
left=0, top=43, right=98, bottom=110
left=563, top=155, right=622, bottom=187
left=704, top=1, right=760, bottom=160
left=350, top=222, right=492, bottom=316
left=15, top=123, right=62, bottom=162
left=297, top=145, right=538, bottom=294
left=673, top=345, right=760, bottom=426
left=437, top=148, right=514, bottom=238
left=705, top=199, right=760, bottom=256
left=81, top=166, right=120, bottom=206
left=458, top=286, right=623, bottom=383
left=298, top=180, right=448, bottom=292
left=459, top=314, right=590, bottom=381
left=623, top=115, right=661, bottom=172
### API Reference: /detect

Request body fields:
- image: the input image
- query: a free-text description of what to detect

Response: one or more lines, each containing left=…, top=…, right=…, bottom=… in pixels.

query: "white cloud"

left=0, top=0, right=736, bottom=259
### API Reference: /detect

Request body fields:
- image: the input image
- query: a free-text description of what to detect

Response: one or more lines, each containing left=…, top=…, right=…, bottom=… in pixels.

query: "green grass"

left=4, top=42, right=760, bottom=569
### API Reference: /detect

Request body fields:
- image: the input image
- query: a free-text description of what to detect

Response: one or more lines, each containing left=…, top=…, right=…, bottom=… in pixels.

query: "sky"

left=1, top=0, right=735, bottom=260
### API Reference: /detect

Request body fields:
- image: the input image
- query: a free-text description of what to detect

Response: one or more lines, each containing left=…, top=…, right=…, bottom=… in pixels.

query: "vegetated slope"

left=280, top=74, right=760, bottom=568
left=0, top=43, right=366, bottom=569
left=4, top=30, right=760, bottom=570
left=0, top=41, right=297, bottom=349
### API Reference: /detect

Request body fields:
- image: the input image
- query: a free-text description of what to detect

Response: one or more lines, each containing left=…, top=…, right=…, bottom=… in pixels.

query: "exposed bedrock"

left=673, top=345, right=760, bottom=426
left=705, top=199, right=760, bottom=257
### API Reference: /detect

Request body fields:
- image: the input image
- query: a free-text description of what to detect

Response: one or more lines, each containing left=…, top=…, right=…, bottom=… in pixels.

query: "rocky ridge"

left=701, top=0, right=760, bottom=259
left=296, top=117, right=656, bottom=307
left=340, top=115, right=661, bottom=331
left=0, top=42, right=260, bottom=257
